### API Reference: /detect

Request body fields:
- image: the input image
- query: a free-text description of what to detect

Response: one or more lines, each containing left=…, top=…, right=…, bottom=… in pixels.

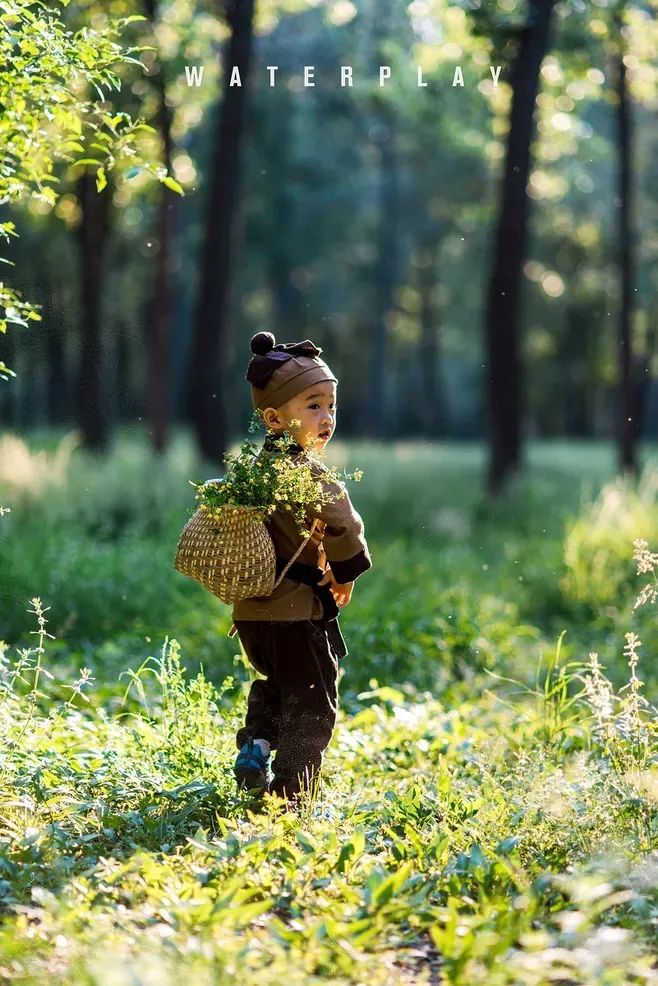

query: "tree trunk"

left=266, top=98, right=305, bottom=334
left=46, top=302, right=69, bottom=424
left=115, top=321, right=131, bottom=423
left=560, top=301, right=593, bottom=438
left=614, top=3, right=637, bottom=476
left=416, top=235, right=448, bottom=437
left=484, top=0, right=556, bottom=495
left=186, top=0, right=255, bottom=463
left=369, top=118, right=400, bottom=437
left=632, top=322, right=656, bottom=443
left=76, top=168, right=110, bottom=451
left=363, top=0, right=400, bottom=438
left=144, top=0, right=178, bottom=454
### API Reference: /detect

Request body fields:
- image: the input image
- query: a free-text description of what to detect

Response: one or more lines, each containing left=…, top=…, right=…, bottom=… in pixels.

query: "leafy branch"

left=0, top=0, right=184, bottom=377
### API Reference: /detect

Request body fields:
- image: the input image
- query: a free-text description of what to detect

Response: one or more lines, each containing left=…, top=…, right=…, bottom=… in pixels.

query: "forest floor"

left=1, top=428, right=658, bottom=984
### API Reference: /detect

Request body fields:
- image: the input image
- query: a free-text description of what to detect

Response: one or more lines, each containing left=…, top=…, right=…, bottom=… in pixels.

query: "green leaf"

left=96, top=165, right=107, bottom=193
left=296, top=831, right=317, bottom=855
left=161, top=175, right=184, bottom=196
left=495, top=836, right=521, bottom=854
left=121, top=55, right=151, bottom=68
left=371, top=860, right=414, bottom=907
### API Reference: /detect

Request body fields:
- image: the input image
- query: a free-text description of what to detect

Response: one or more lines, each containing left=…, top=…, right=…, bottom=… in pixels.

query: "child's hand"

left=318, top=566, right=354, bottom=607
left=332, top=580, right=353, bottom=608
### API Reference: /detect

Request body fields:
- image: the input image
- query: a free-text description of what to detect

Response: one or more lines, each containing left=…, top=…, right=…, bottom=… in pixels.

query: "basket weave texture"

left=174, top=504, right=276, bottom=604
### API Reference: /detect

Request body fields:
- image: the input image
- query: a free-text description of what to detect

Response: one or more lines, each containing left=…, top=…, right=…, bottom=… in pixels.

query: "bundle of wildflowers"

left=190, top=413, right=362, bottom=537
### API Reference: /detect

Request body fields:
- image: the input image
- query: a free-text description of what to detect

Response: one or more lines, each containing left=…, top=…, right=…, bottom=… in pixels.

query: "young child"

left=232, top=331, right=372, bottom=805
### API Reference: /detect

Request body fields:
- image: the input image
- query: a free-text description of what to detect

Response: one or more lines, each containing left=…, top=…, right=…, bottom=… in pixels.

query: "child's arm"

left=306, top=465, right=372, bottom=588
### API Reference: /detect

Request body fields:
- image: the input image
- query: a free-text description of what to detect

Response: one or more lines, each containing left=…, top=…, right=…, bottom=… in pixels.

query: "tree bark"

left=560, top=300, right=592, bottom=437
left=76, top=168, right=110, bottom=451
left=632, top=322, right=656, bottom=443
left=484, top=0, right=556, bottom=495
left=45, top=300, right=69, bottom=424
left=186, top=0, right=255, bottom=463
left=416, top=235, right=448, bottom=437
left=614, top=2, right=637, bottom=476
left=369, top=117, right=400, bottom=437
left=144, top=0, right=178, bottom=454
left=363, top=0, right=400, bottom=438
left=266, top=97, right=305, bottom=334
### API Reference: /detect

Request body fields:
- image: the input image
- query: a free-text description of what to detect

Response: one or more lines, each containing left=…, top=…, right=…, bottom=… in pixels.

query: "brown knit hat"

left=246, top=332, right=337, bottom=411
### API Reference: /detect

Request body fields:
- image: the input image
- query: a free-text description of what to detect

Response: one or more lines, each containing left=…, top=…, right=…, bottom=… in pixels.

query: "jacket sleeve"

left=305, top=466, right=372, bottom=584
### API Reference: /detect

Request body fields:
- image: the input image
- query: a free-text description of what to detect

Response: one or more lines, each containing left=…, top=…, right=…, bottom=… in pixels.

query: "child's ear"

left=262, top=406, right=284, bottom=430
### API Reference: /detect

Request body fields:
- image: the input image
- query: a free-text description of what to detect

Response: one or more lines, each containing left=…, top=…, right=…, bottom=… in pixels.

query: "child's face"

left=264, top=380, right=337, bottom=452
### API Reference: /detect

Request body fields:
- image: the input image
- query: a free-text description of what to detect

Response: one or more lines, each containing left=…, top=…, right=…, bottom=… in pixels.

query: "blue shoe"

left=234, top=739, right=271, bottom=794
left=311, top=804, right=338, bottom=821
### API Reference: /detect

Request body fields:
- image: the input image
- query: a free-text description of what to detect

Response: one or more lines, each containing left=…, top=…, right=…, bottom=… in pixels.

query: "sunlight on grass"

left=2, top=432, right=658, bottom=982
left=0, top=430, right=80, bottom=493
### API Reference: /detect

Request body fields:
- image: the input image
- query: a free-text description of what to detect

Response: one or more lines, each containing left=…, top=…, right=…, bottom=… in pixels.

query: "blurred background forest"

left=1, top=0, right=657, bottom=494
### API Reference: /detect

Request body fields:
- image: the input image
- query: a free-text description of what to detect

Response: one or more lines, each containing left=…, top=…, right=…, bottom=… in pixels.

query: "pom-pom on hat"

left=246, top=331, right=337, bottom=411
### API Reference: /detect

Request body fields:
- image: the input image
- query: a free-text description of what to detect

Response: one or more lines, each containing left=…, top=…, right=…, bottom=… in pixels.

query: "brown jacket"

left=231, top=435, right=371, bottom=622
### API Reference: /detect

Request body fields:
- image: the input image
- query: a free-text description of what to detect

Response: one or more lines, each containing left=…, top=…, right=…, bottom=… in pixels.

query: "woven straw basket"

left=174, top=503, right=318, bottom=605
left=174, top=505, right=275, bottom=604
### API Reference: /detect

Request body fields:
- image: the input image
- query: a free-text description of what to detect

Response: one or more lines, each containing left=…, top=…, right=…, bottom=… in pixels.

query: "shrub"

left=561, top=464, right=658, bottom=611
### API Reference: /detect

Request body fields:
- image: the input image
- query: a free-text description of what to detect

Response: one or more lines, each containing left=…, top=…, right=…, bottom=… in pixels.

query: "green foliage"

left=2, top=436, right=658, bottom=979
left=2, top=0, right=657, bottom=439
left=0, top=583, right=657, bottom=981
left=0, top=0, right=183, bottom=375
left=2, top=431, right=657, bottom=689
left=562, top=465, right=658, bottom=610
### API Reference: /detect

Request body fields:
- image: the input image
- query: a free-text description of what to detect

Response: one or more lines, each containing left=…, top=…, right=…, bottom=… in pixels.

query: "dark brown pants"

left=234, top=618, right=345, bottom=799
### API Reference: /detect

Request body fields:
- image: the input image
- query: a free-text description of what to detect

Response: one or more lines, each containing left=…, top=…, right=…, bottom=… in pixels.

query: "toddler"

left=232, top=331, right=372, bottom=805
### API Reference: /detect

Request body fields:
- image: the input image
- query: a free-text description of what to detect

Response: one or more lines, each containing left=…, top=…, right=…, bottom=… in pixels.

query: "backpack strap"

left=272, top=517, right=320, bottom=589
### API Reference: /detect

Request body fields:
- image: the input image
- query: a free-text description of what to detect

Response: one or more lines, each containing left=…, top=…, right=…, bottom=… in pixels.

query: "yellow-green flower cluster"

left=189, top=414, right=363, bottom=536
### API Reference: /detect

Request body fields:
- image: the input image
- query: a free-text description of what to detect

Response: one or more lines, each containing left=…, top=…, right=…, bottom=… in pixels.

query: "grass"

left=0, top=426, right=658, bottom=984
